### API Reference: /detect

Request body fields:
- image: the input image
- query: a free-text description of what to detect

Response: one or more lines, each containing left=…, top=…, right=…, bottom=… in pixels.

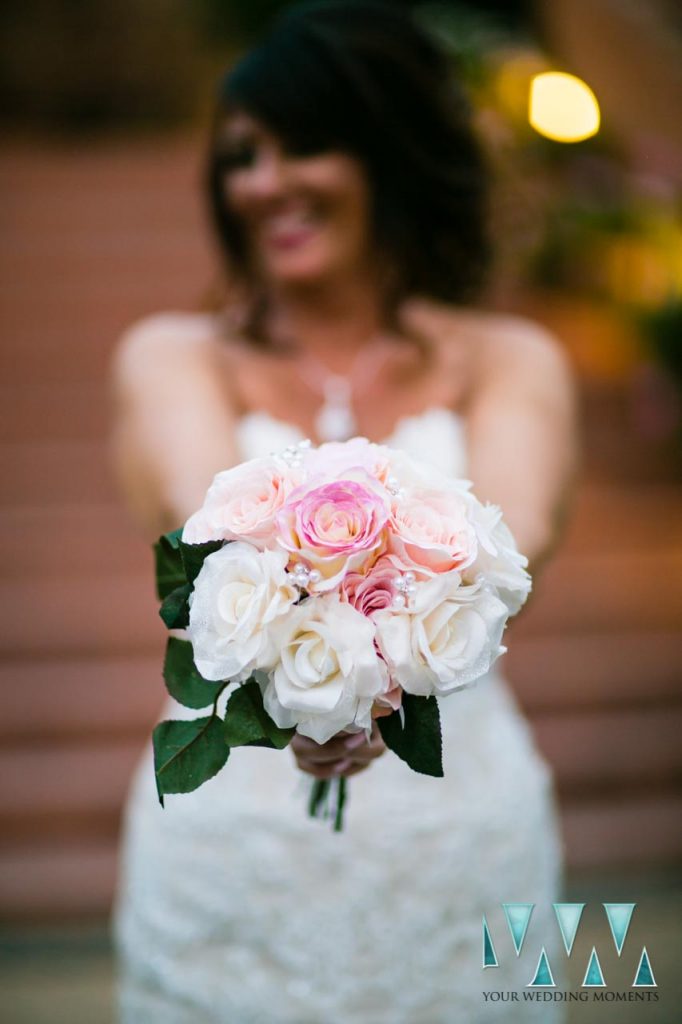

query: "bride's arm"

left=466, top=318, right=580, bottom=578
left=108, top=317, right=383, bottom=779
left=108, top=315, right=240, bottom=542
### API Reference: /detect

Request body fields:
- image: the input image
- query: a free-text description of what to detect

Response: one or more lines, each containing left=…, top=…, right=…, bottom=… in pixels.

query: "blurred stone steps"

left=0, top=441, right=118, bottom=506
left=0, top=576, right=158, bottom=658
left=0, top=741, right=141, bottom=843
left=2, top=703, right=681, bottom=844
left=2, top=544, right=681, bottom=661
left=0, top=384, right=110, bottom=443
left=0, top=840, right=120, bottom=921
left=0, top=505, right=149, bottom=577
left=507, top=630, right=682, bottom=710
left=1, top=632, right=680, bottom=749
left=0, top=654, right=162, bottom=743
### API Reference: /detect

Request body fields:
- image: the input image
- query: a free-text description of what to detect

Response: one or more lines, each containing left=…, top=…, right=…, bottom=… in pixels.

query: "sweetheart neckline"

left=235, top=404, right=465, bottom=450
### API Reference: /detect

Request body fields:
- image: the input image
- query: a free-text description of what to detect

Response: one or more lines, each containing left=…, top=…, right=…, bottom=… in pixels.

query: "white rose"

left=385, top=447, right=473, bottom=496
left=374, top=572, right=509, bottom=696
left=463, top=502, right=532, bottom=614
left=187, top=541, right=298, bottom=681
left=262, top=596, right=389, bottom=743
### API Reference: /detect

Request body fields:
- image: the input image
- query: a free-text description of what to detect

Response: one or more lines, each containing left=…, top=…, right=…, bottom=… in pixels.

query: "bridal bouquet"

left=152, top=436, right=531, bottom=829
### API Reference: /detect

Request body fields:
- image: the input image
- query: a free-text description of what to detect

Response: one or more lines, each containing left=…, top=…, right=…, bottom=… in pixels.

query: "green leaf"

left=377, top=693, right=443, bottom=777
left=223, top=679, right=295, bottom=749
left=153, top=715, right=229, bottom=802
left=163, top=637, right=227, bottom=709
left=179, top=538, right=225, bottom=585
left=159, top=582, right=191, bottom=629
left=153, top=528, right=185, bottom=600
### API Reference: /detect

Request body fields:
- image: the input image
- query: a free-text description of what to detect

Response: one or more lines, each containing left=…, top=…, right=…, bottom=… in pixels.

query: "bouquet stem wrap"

left=308, top=777, right=348, bottom=832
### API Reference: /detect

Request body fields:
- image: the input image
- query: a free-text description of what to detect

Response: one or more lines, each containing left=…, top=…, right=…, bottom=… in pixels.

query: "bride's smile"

left=220, top=111, right=374, bottom=288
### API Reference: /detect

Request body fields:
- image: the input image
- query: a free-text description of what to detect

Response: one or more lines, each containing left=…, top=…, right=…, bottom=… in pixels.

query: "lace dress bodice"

left=114, top=405, right=566, bottom=1024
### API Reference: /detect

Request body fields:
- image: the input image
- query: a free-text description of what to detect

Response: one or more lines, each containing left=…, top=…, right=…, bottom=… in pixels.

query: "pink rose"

left=303, top=437, right=392, bottom=485
left=388, top=488, right=478, bottom=575
left=276, top=472, right=390, bottom=590
left=341, top=558, right=403, bottom=712
left=182, top=456, right=301, bottom=547
left=341, top=556, right=400, bottom=616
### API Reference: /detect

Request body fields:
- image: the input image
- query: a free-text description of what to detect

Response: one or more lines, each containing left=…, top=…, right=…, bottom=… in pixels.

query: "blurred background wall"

left=1, top=0, right=680, bottom=1006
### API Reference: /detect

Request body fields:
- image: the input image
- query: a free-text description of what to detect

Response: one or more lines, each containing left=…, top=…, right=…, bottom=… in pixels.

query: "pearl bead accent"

left=279, top=438, right=313, bottom=466
left=290, top=562, right=322, bottom=590
left=392, top=571, right=419, bottom=608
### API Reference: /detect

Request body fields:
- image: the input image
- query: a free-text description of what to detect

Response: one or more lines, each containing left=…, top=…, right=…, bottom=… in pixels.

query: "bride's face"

left=220, top=111, right=375, bottom=287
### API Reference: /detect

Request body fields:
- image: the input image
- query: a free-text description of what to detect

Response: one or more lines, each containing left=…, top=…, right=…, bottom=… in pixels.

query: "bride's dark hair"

left=206, top=0, right=491, bottom=319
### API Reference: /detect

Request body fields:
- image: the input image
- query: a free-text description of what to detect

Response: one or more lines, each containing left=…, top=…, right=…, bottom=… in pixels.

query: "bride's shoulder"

left=402, top=298, right=570, bottom=379
left=112, top=311, right=220, bottom=377
left=463, top=309, right=567, bottom=368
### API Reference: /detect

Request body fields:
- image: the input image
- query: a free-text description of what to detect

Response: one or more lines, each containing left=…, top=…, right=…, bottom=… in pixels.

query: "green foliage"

left=159, top=583, right=192, bottom=630
left=378, top=693, right=443, bottom=777
left=308, top=776, right=348, bottom=832
left=154, top=528, right=184, bottom=600
left=154, top=529, right=225, bottom=630
left=223, top=680, right=295, bottom=749
left=179, top=538, right=224, bottom=584
left=153, top=715, right=230, bottom=805
left=163, top=637, right=227, bottom=709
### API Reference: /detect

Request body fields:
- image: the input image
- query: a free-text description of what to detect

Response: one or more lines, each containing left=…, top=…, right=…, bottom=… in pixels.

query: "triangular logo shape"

left=603, top=903, right=635, bottom=956
left=503, top=903, right=534, bottom=956
left=582, top=947, right=606, bottom=987
left=482, top=915, right=498, bottom=968
left=553, top=903, right=585, bottom=956
left=633, top=947, right=657, bottom=987
left=528, top=947, right=555, bottom=987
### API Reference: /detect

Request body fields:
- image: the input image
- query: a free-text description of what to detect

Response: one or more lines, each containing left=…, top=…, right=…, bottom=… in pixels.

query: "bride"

left=110, top=3, right=578, bottom=1021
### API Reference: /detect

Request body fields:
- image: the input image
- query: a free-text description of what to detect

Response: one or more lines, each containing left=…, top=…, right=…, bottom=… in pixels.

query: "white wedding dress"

left=113, top=407, right=566, bottom=1023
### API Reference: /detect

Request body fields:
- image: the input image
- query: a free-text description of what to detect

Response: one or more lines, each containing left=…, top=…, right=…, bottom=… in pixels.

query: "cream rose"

left=182, top=456, right=302, bottom=547
left=262, top=596, right=390, bottom=743
left=463, top=502, right=532, bottom=614
left=187, top=541, right=298, bottom=681
left=384, top=447, right=473, bottom=496
left=374, top=573, right=509, bottom=696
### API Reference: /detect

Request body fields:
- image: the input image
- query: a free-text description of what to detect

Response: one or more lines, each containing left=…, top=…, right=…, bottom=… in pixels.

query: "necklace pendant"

left=314, top=375, right=357, bottom=442
left=315, top=401, right=357, bottom=442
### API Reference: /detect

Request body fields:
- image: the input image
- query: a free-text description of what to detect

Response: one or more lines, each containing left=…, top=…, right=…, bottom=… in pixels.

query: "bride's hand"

left=291, top=721, right=387, bottom=779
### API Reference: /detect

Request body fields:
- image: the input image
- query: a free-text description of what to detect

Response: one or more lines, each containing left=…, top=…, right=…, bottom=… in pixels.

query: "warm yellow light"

left=494, top=50, right=549, bottom=121
left=529, top=71, right=600, bottom=142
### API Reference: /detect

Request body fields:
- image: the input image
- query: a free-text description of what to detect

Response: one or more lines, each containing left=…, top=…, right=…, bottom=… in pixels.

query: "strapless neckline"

left=234, top=404, right=469, bottom=479
left=235, top=404, right=464, bottom=447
